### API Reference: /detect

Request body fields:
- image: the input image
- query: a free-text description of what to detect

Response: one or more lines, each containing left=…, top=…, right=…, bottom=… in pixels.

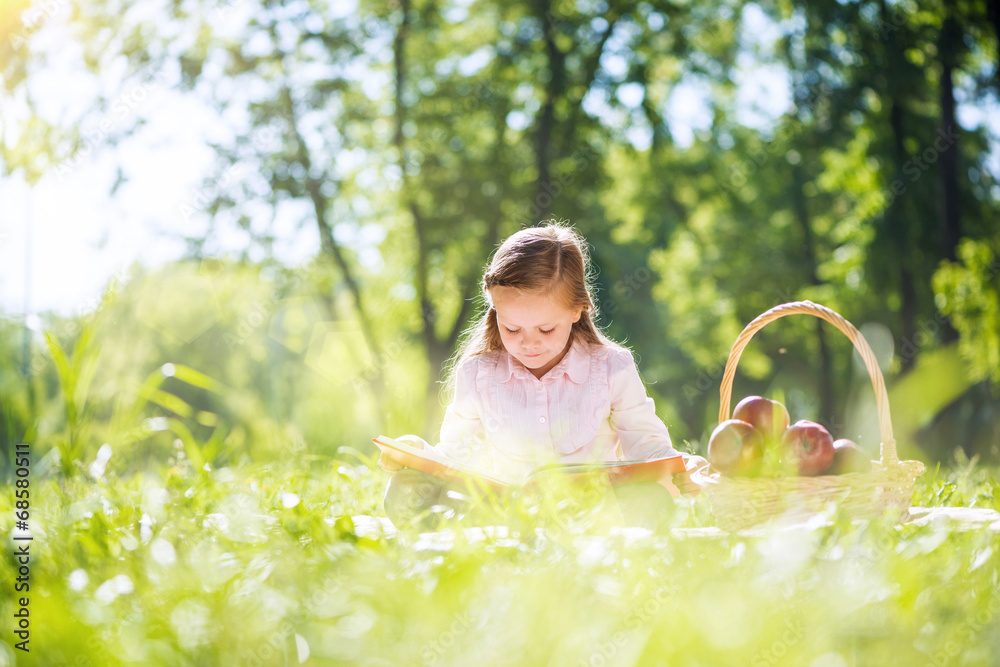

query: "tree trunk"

left=392, top=0, right=437, bottom=432
left=889, top=97, right=919, bottom=368
left=938, top=1, right=961, bottom=343
left=278, top=83, right=386, bottom=410
left=879, top=0, right=919, bottom=369
left=938, top=44, right=961, bottom=263
left=989, top=0, right=1000, bottom=95
left=792, top=164, right=835, bottom=425
left=534, top=0, right=566, bottom=222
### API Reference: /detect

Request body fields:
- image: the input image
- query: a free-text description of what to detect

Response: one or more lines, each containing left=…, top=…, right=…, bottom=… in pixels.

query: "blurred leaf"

left=170, top=363, right=227, bottom=394
left=148, top=389, right=193, bottom=418
left=167, top=418, right=204, bottom=471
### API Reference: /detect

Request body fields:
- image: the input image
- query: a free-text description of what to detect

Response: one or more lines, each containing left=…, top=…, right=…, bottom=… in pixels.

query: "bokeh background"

left=2, top=1, right=1000, bottom=666
left=3, top=0, right=999, bottom=476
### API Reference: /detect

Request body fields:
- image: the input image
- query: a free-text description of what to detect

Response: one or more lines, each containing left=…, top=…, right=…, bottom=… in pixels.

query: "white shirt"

left=432, top=336, right=681, bottom=480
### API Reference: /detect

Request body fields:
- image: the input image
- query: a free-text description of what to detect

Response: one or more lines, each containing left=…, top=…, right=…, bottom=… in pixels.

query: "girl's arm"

left=608, top=349, right=681, bottom=461
left=608, top=349, right=707, bottom=494
left=432, top=357, right=493, bottom=471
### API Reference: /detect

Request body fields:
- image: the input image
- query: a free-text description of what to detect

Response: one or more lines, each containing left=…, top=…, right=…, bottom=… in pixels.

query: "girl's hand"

left=377, top=435, right=425, bottom=472
left=378, top=451, right=405, bottom=472
left=673, top=454, right=708, bottom=496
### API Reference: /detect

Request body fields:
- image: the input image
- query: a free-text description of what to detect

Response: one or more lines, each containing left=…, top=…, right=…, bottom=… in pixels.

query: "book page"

left=525, top=456, right=685, bottom=495
left=373, top=435, right=515, bottom=486
left=528, top=457, right=684, bottom=476
left=374, top=437, right=684, bottom=493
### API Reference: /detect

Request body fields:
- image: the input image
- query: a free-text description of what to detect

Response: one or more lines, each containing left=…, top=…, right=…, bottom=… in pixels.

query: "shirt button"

left=539, top=417, right=546, bottom=423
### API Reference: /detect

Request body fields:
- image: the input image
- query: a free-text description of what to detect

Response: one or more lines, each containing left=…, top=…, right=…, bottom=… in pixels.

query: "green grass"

left=2, top=450, right=999, bottom=667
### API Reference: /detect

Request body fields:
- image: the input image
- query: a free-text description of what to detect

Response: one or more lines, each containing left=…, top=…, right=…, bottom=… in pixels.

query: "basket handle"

left=718, top=300, right=898, bottom=466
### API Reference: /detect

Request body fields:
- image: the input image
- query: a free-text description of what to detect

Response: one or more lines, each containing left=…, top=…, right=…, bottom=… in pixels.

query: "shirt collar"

left=497, top=336, right=591, bottom=384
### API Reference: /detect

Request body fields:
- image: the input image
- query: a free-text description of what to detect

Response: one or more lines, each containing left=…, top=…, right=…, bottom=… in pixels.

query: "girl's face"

left=491, top=288, right=582, bottom=379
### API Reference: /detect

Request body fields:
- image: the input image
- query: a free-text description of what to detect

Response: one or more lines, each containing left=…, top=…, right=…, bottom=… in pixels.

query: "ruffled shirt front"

left=432, top=336, right=680, bottom=481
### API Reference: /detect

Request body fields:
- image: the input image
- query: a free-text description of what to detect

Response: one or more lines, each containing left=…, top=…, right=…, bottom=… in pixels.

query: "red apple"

left=829, top=438, right=872, bottom=474
left=733, top=396, right=791, bottom=443
left=780, top=420, right=835, bottom=476
left=708, top=419, right=764, bottom=476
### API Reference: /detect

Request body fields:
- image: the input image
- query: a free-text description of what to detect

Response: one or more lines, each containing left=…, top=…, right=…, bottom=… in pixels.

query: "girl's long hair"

left=441, top=221, right=626, bottom=401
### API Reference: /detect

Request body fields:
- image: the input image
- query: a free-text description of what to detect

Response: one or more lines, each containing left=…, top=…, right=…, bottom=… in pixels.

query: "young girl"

left=380, top=223, right=706, bottom=529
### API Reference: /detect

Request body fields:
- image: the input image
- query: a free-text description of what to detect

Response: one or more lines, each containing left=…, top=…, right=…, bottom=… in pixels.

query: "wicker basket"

left=691, top=300, right=925, bottom=531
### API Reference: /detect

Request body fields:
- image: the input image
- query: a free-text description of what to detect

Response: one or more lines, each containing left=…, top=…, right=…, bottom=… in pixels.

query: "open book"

left=372, top=435, right=687, bottom=495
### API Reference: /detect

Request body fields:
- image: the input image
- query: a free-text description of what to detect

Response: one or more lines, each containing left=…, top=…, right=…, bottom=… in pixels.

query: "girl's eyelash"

left=504, top=327, right=555, bottom=334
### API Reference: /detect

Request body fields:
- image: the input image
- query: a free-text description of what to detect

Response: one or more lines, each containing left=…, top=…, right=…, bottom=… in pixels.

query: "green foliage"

left=42, top=296, right=104, bottom=476
left=934, top=238, right=1000, bottom=387
left=30, top=273, right=301, bottom=478
left=0, top=318, right=33, bottom=476
left=4, top=0, right=999, bottom=462
left=12, top=258, right=440, bottom=479
left=2, top=2, right=999, bottom=659
left=1, top=457, right=998, bottom=665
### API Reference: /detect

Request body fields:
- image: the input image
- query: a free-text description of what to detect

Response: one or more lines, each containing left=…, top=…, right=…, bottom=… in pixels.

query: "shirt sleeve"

left=431, top=356, right=494, bottom=471
left=608, top=348, right=682, bottom=461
